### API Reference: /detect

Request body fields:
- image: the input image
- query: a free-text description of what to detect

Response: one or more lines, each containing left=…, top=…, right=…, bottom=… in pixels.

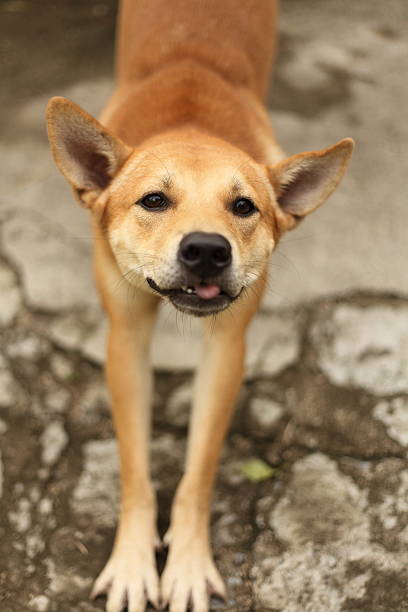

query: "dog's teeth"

left=186, top=287, right=194, bottom=294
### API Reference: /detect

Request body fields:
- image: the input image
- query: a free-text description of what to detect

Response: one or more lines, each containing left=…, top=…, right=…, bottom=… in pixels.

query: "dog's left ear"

left=46, top=96, right=132, bottom=208
left=268, top=138, right=354, bottom=226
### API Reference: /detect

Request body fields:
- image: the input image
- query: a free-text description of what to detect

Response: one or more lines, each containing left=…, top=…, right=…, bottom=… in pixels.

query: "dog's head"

left=46, top=97, right=354, bottom=316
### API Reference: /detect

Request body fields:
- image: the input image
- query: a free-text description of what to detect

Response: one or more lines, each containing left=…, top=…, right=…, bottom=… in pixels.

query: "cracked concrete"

left=373, top=398, right=408, bottom=447
left=311, top=304, right=408, bottom=395
left=1, top=1, right=407, bottom=611
left=1, top=288, right=407, bottom=611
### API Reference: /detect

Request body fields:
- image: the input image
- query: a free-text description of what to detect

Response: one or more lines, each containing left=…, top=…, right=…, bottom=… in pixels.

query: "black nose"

left=178, top=232, right=232, bottom=278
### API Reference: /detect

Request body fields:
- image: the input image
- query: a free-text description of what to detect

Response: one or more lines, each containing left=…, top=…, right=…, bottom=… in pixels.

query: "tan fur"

left=46, top=1, right=354, bottom=610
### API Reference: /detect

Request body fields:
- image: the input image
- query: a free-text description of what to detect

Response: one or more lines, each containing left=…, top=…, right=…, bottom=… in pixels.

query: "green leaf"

left=241, top=458, right=276, bottom=482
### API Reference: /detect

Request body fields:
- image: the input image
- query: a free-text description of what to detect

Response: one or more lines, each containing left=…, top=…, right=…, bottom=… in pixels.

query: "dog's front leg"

left=92, top=293, right=160, bottom=612
left=161, top=296, right=259, bottom=612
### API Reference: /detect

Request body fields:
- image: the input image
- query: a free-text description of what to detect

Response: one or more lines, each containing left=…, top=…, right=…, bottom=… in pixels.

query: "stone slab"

left=311, top=304, right=408, bottom=396
left=263, top=0, right=408, bottom=307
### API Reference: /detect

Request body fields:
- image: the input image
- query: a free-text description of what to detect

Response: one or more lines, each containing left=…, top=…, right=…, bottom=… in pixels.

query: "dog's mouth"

left=146, top=277, right=240, bottom=316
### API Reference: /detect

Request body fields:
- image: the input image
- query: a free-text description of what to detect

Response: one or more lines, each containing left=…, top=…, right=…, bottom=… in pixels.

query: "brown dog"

left=46, top=1, right=353, bottom=610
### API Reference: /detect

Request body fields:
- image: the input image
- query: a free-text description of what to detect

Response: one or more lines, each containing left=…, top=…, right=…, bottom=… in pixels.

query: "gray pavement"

left=1, top=1, right=408, bottom=611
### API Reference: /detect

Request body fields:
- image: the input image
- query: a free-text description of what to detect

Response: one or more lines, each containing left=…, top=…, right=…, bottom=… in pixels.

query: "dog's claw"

left=147, top=588, right=159, bottom=611
left=91, top=570, right=111, bottom=600
left=207, top=572, right=227, bottom=600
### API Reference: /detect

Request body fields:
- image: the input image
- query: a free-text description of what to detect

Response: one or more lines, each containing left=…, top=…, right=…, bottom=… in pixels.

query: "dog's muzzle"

left=146, top=232, right=242, bottom=316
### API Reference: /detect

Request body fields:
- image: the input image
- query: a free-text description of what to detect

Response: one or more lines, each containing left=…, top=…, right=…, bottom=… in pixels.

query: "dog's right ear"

left=46, top=97, right=132, bottom=208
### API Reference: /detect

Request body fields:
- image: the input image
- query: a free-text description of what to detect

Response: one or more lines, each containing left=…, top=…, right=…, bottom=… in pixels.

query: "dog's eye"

left=232, top=198, right=257, bottom=217
left=139, top=192, right=169, bottom=210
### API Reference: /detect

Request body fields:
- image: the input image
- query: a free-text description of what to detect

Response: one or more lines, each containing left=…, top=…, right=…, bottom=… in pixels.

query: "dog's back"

left=116, top=0, right=278, bottom=99
left=101, top=0, right=279, bottom=161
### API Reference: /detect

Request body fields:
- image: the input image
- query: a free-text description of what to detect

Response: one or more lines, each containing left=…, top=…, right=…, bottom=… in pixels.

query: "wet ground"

left=1, top=1, right=408, bottom=611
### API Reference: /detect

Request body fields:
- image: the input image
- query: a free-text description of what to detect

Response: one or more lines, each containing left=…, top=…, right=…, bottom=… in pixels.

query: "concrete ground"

left=1, top=1, right=408, bottom=610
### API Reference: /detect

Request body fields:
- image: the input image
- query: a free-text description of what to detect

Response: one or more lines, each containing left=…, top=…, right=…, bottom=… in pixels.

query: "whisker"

left=273, top=249, right=301, bottom=278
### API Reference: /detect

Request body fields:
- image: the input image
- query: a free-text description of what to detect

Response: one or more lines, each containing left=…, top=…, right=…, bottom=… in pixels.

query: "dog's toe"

left=106, top=580, right=129, bottom=612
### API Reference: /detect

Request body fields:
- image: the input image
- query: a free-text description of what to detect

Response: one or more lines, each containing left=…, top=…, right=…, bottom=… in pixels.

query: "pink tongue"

left=195, top=284, right=221, bottom=300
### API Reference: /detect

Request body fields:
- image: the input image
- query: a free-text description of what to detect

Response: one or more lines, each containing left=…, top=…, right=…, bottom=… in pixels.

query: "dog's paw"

left=160, top=532, right=226, bottom=612
left=91, top=535, right=160, bottom=612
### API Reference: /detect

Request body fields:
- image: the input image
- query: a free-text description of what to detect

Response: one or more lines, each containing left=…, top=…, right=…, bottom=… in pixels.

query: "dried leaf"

left=241, top=458, right=275, bottom=482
